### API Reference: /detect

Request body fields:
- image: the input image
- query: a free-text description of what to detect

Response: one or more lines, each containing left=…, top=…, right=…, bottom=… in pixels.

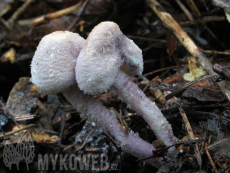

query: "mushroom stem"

left=62, top=84, right=162, bottom=167
left=112, top=70, right=177, bottom=147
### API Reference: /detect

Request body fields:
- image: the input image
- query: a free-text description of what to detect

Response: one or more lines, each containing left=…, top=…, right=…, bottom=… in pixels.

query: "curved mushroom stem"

left=62, top=84, right=162, bottom=167
left=112, top=70, right=178, bottom=148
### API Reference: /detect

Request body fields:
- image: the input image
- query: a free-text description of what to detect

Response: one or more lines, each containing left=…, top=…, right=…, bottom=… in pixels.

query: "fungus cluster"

left=30, top=22, right=177, bottom=167
left=76, top=22, right=177, bottom=147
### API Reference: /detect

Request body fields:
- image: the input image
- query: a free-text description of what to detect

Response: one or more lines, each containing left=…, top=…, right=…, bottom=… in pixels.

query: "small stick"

left=109, top=107, right=129, bottom=131
left=146, top=0, right=230, bottom=101
left=0, top=124, right=38, bottom=138
left=74, top=130, right=94, bottom=153
left=66, top=116, right=87, bottom=135
left=0, top=4, right=11, bottom=18
left=4, top=0, right=34, bottom=29
left=31, top=2, right=82, bottom=25
left=200, top=48, right=230, bottom=55
left=219, top=165, right=230, bottom=173
left=83, top=148, right=101, bottom=152
left=205, top=142, right=218, bottom=173
left=103, top=133, right=121, bottom=153
left=161, top=103, right=230, bottom=115
left=127, top=35, right=166, bottom=42
left=13, top=113, right=35, bottom=121
left=207, top=138, right=230, bottom=150
left=143, top=65, right=183, bottom=77
left=137, top=139, right=206, bottom=162
left=175, top=0, right=194, bottom=21
left=165, top=74, right=216, bottom=100
left=44, top=129, right=58, bottom=135
left=185, top=0, right=201, bottom=17
left=180, top=16, right=226, bottom=26
left=63, top=130, right=94, bottom=152
left=177, top=104, right=202, bottom=169
left=185, top=0, right=222, bottom=47
left=213, top=64, right=230, bottom=81
left=58, top=113, right=66, bottom=144
left=68, top=0, right=90, bottom=31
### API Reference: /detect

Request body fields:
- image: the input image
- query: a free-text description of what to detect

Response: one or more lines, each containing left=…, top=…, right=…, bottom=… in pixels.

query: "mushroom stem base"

left=63, top=84, right=162, bottom=167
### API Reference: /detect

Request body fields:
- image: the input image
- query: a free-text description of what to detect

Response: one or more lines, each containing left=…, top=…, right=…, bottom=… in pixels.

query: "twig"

left=13, top=113, right=35, bottom=121
left=161, top=102, right=230, bottom=115
left=4, top=0, right=34, bottom=29
left=103, top=133, right=121, bottom=153
left=74, top=130, right=94, bottom=153
left=205, top=142, right=218, bottom=173
left=83, top=147, right=101, bottom=152
left=109, top=107, right=129, bottom=131
left=214, top=149, right=230, bottom=164
left=143, top=65, right=184, bottom=77
left=185, top=0, right=223, bottom=47
left=142, top=42, right=163, bottom=51
left=44, top=129, right=58, bottom=135
left=219, top=165, right=230, bottom=173
left=185, top=0, right=201, bottom=17
left=62, top=142, right=77, bottom=151
left=146, top=0, right=230, bottom=101
left=63, top=130, right=94, bottom=152
left=31, top=1, right=82, bottom=25
left=213, top=64, right=230, bottom=81
left=200, top=47, right=230, bottom=55
left=185, top=111, right=229, bottom=121
left=127, top=35, right=166, bottom=42
left=180, top=16, right=226, bottom=26
left=175, top=0, right=194, bottom=21
left=0, top=124, right=38, bottom=138
left=66, top=116, right=87, bottom=135
left=165, top=74, right=216, bottom=100
left=0, top=4, right=11, bottom=18
left=207, top=138, right=230, bottom=150
left=137, top=139, right=206, bottom=162
left=58, top=113, right=66, bottom=144
left=68, top=0, right=90, bottom=31
left=177, top=104, right=202, bottom=169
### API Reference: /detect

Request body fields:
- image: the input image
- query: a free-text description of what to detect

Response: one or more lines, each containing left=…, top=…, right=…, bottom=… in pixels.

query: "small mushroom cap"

left=76, top=21, right=143, bottom=95
left=31, top=31, right=85, bottom=94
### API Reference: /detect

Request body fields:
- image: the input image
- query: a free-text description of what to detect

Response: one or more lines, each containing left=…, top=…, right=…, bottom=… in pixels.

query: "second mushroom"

left=76, top=21, right=177, bottom=148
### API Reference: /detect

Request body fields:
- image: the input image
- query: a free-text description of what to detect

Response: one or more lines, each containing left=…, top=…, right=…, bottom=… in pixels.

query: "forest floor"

left=0, top=0, right=230, bottom=172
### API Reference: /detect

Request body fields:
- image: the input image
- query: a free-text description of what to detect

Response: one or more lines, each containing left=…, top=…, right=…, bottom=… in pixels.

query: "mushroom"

left=76, top=22, right=177, bottom=148
left=30, top=31, right=162, bottom=167
left=183, top=58, right=206, bottom=81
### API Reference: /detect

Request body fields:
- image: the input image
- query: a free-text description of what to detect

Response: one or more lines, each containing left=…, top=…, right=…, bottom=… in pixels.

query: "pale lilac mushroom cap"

left=75, top=21, right=178, bottom=150
left=31, top=31, right=85, bottom=94
left=76, top=21, right=143, bottom=95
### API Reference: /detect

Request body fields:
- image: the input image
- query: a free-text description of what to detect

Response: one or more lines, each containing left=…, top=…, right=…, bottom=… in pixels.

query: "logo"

left=2, top=131, right=118, bottom=171
left=3, top=131, right=35, bottom=170
left=37, top=153, right=118, bottom=171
